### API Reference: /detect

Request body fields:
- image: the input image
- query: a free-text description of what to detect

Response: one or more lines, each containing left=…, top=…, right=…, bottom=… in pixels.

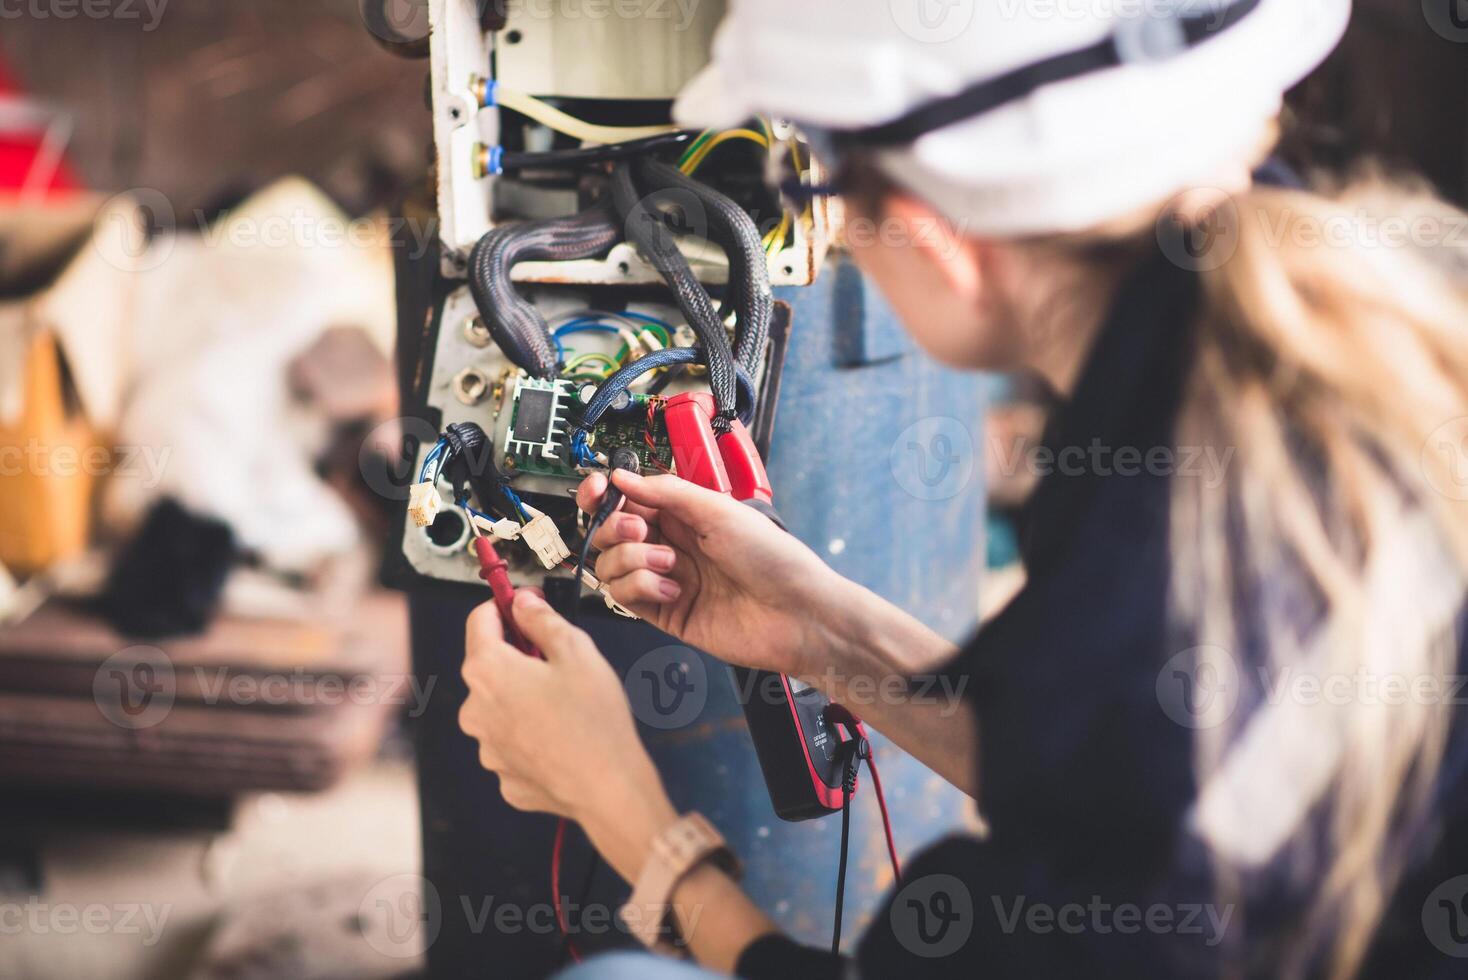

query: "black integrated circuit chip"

left=511, top=386, right=557, bottom=446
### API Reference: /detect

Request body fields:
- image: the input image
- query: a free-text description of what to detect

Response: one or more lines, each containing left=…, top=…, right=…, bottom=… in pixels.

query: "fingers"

left=602, top=568, right=682, bottom=606
left=609, top=470, right=730, bottom=525
left=594, top=541, right=677, bottom=583
left=511, top=591, right=592, bottom=662
left=574, top=472, right=608, bottom=515
left=464, top=600, right=527, bottom=673
left=592, top=511, right=650, bottom=551
left=465, top=598, right=502, bottom=649
left=576, top=472, right=658, bottom=525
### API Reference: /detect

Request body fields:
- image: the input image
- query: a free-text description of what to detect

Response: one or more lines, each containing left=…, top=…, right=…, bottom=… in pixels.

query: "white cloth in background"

left=102, top=178, right=395, bottom=573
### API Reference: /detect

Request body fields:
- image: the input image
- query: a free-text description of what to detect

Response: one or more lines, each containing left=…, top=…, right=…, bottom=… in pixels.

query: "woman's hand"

left=576, top=470, right=851, bottom=679
left=457, top=590, right=676, bottom=864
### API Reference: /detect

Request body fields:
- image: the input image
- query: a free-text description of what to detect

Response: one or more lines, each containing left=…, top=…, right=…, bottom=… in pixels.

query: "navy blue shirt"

left=738, top=247, right=1468, bottom=979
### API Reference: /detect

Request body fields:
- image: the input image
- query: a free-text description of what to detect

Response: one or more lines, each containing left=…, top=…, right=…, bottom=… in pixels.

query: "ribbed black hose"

left=609, top=163, right=739, bottom=430
left=636, top=158, right=773, bottom=382
left=467, top=206, right=620, bottom=378
left=499, top=131, right=698, bottom=172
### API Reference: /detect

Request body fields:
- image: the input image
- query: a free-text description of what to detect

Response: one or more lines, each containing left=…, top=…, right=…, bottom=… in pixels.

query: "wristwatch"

left=622, top=812, right=742, bottom=952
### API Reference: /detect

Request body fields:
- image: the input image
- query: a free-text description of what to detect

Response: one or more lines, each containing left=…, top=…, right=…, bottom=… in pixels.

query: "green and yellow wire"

left=563, top=351, right=620, bottom=380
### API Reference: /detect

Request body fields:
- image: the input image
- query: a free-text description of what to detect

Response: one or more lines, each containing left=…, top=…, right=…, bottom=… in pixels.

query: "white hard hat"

left=676, top=0, right=1350, bottom=236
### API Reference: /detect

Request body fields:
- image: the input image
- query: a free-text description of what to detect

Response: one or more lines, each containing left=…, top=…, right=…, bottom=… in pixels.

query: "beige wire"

left=495, top=87, right=677, bottom=145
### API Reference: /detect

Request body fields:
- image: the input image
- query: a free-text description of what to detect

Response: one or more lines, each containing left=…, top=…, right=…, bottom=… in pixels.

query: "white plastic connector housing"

left=470, top=513, right=523, bottom=541
left=409, top=482, right=444, bottom=527
left=520, top=512, right=571, bottom=569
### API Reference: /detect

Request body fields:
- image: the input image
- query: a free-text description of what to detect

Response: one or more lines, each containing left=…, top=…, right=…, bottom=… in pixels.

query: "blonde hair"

left=1169, top=173, right=1468, bottom=978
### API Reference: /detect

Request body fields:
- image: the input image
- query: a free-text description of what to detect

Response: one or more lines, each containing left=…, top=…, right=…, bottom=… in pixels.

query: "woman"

left=457, top=0, right=1468, bottom=976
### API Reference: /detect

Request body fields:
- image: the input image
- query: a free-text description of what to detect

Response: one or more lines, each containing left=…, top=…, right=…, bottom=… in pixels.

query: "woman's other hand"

left=457, top=590, right=673, bottom=851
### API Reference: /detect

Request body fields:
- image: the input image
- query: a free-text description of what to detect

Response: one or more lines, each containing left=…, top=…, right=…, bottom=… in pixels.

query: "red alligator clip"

left=663, top=392, right=773, bottom=504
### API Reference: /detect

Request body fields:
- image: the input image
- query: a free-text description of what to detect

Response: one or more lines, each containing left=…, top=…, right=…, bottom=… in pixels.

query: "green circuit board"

left=500, top=378, right=673, bottom=482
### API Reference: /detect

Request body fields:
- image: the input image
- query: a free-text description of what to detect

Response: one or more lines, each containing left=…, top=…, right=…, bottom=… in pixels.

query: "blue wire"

left=501, top=486, right=531, bottom=522
left=554, top=322, right=621, bottom=338
left=554, top=320, right=623, bottom=363
left=615, top=310, right=676, bottom=332
left=570, top=429, right=601, bottom=468
left=465, top=505, right=494, bottom=524
left=419, top=439, right=448, bottom=483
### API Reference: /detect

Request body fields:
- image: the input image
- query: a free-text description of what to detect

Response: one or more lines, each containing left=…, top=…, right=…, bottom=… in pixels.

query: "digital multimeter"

left=732, top=669, right=854, bottom=820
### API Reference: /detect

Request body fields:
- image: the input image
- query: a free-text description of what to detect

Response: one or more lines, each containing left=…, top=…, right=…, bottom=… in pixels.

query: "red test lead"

left=473, top=535, right=540, bottom=659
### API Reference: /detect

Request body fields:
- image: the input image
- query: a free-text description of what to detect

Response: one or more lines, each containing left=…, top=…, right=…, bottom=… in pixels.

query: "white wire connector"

left=520, top=505, right=571, bottom=569
left=409, top=482, right=443, bottom=527
left=470, top=512, right=523, bottom=541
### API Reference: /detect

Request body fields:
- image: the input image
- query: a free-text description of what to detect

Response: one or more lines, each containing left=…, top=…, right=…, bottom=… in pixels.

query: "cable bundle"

left=467, top=206, right=621, bottom=378
left=636, top=158, right=773, bottom=380
left=609, top=163, right=741, bottom=430
left=466, top=150, right=773, bottom=427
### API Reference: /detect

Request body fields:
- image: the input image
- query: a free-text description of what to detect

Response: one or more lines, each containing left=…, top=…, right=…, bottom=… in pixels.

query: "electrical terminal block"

left=520, top=506, right=571, bottom=569
left=409, top=482, right=444, bottom=527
